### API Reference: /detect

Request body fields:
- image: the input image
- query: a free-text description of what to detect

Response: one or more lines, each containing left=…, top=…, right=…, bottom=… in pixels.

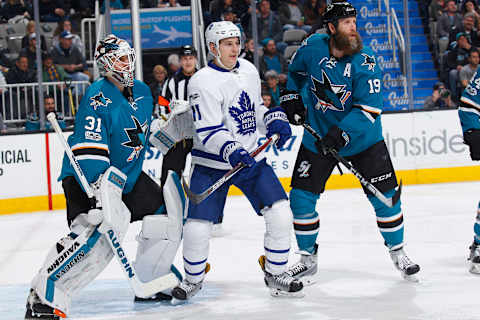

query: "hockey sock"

left=290, top=188, right=320, bottom=254
left=473, top=201, right=480, bottom=244
left=368, top=188, right=404, bottom=250
left=182, top=219, right=211, bottom=283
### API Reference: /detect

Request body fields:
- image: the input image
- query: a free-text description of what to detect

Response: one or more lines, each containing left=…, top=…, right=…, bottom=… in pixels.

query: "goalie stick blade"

left=132, top=272, right=179, bottom=298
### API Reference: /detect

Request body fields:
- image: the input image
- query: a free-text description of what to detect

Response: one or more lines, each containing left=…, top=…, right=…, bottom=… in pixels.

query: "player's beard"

left=332, top=30, right=363, bottom=56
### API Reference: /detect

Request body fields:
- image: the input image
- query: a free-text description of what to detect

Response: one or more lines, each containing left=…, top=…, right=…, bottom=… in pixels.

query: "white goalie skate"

left=468, top=242, right=480, bottom=274
left=286, top=244, right=318, bottom=286
left=389, top=248, right=420, bottom=282
left=258, top=255, right=304, bottom=297
left=25, top=289, right=66, bottom=320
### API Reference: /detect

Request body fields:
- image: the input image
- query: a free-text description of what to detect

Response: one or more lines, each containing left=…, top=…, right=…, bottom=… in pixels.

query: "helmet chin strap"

left=214, top=49, right=237, bottom=70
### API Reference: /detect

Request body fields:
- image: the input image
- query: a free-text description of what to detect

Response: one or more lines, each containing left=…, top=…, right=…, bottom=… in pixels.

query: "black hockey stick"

left=47, top=112, right=179, bottom=298
left=302, top=122, right=402, bottom=208
left=182, top=134, right=279, bottom=204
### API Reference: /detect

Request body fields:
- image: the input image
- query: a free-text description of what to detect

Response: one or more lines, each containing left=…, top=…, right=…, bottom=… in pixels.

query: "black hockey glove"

left=316, top=126, right=350, bottom=156
left=464, top=129, right=480, bottom=160
left=279, top=89, right=306, bottom=125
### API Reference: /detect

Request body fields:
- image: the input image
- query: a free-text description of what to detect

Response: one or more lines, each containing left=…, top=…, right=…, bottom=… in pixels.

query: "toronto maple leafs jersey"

left=459, top=67, right=480, bottom=132
left=59, top=78, right=154, bottom=193
left=287, top=33, right=384, bottom=157
left=188, top=58, right=268, bottom=170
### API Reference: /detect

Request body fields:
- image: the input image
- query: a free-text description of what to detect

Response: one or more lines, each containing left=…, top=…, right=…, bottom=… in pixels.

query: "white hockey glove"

left=149, top=99, right=194, bottom=155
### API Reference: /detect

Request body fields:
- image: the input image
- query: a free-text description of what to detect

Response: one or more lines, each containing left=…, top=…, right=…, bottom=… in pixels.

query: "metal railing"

left=1, top=81, right=90, bottom=125
left=81, top=17, right=97, bottom=67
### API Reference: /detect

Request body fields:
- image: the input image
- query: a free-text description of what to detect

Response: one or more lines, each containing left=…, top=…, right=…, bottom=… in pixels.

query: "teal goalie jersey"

left=287, top=33, right=385, bottom=156
left=59, top=78, right=154, bottom=193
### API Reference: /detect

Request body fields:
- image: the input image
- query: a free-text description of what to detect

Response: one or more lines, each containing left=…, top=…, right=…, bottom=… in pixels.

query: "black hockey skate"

left=468, top=242, right=480, bottom=274
left=25, top=289, right=66, bottom=319
left=171, top=262, right=210, bottom=301
left=134, top=291, right=173, bottom=302
left=286, top=243, right=318, bottom=286
left=258, top=255, right=304, bottom=297
left=389, top=248, right=420, bottom=282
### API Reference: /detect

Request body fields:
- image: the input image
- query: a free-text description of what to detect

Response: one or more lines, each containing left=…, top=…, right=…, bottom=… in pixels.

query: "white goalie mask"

left=95, top=34, right=136, bottom=87
left=205, top=21, right=241, bottom=69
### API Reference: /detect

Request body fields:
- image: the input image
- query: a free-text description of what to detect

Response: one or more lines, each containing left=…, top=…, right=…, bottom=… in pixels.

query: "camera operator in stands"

left=424, top=81, right=456, bottom=109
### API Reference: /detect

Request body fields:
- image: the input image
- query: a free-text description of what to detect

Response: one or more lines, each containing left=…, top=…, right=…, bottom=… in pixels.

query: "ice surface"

left=2, top=182, right=480, bottom=320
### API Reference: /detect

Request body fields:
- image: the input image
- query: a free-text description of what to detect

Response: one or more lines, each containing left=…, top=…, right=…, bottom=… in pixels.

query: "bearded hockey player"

left=280, top=1, right=420, bottom=283
left=24, top=35, right=184, bottom=319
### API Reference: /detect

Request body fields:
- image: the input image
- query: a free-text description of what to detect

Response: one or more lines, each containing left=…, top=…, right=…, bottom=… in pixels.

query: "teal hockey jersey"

left=287, top=33, right=384, bottom=156
left=59, top=78, right=154, bottom=194
left=459, top=67, right=480, bottom=132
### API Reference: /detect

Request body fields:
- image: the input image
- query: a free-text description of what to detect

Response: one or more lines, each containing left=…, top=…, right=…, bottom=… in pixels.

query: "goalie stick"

left=47, top=112, right=178, bottom=298
left=182, top=134, right=279, bottom=205
left=301, top=122, right=402, bottom=208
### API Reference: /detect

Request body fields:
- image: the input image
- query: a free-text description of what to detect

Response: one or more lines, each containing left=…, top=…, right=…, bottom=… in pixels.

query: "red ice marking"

left=45, top=133, right=53, bottom=211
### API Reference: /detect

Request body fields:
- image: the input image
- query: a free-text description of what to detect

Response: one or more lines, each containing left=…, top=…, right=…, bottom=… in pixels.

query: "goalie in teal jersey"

left=280, top=1, right=420, bottom=282
left=458, top=67, right=480, bottom=274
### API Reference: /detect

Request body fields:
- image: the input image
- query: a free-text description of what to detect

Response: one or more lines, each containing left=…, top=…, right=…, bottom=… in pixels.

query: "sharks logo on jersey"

left=122, top=115, right=149, bottom=162
left=90, top=92, right=112, bottom=110
left=361, top=53, right=376, bottom=72
left=229, top=90, right=256, bottom=135
left=311, top=70, right=351, bottom=113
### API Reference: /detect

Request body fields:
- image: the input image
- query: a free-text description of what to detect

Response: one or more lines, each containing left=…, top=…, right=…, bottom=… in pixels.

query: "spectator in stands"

left=460, top=49, right=480, bottom=89
left=167, top=53, right=180, bottom=76
left=279, top=0, right=311, bottom=33
left=264, top=69, right=281, bottom=107
left=249, top=0, right=284, bottom=47
left=233, top=0, right=252, bottom=30
left=447, top=32, right=477, bottom=100
left=0, top=0, right=31, bottom=22
left=429, top=0, right=446, bottom=22
left=437, top=0, right=463, bottom=53
left=21, top=20, right=47, bottom=51
left=303, top=0, right=323, bottom=27
left=6, top=55, right=35, bottom=84
left=307, top=0, right=327, bottom=34
left=20, top=33, right=44, bottom=71
left=51, top=31, right=89, bottom=84
left=239, top=37, right=255, bottom=64
left=39, top=0, right=67, bottom=22
left=157, top=0, right=182, bottom=7
left=261, top=90, right=273, bottom=109
left=462, top=0, right=480, bottom=28
left=0, top=50, right=11, bottom=74
left=42, top=52, right=69, bottom=95
left=424, top=81, right=455, bottom=109
left=52, top=19, right=85, bottom=55
left=449, top=13, right=480, bottom=47
left=149, top=64, right=168, bottom=104
left=25, top=93, right=65, bottom=131
left=210, top=0, right=232, bottom=21
left=5, top=55, right=35, bottom=119
left=260, top=38, right=288, bottom=77
left=278, top=73, right=287, bottom=89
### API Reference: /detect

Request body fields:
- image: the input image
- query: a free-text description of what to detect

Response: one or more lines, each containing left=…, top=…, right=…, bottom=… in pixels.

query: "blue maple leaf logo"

left=229, top=91, right=256, bottom=135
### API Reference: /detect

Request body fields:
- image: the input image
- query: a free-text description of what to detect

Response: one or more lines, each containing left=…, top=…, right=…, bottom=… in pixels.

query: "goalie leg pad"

left=183, top=219, right=212, bottom=284
left=290, top=188, right=320, bottom=254
left=163, top=170, right=186, bottom=227
left=30, top=214, right=114, bottom=314
left=262, top=199, right=292, bottom=275
left=134, top=214, right=182, bottom=283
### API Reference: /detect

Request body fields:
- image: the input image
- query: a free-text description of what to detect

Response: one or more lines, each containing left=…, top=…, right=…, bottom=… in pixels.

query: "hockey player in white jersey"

left=168, top=21, right=302, bottom=299
left=24, top=35, right=184, bottom=319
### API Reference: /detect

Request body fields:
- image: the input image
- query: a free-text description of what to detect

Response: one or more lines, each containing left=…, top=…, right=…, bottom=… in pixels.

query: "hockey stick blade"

left=48, top=112, right=179, bottom=298
left=183, top=134, right=279, bottom=205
